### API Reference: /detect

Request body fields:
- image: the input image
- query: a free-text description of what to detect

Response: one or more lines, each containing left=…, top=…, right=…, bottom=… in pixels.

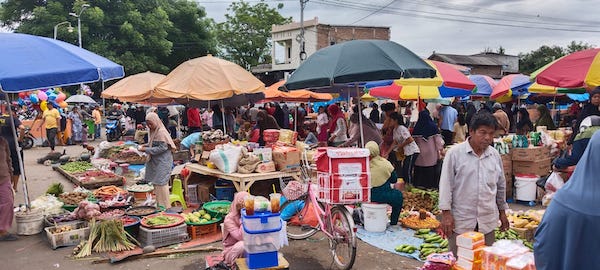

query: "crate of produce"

left=215, top=185, right=235, bottom=201
left=45, top=221, right=89, bottom=250
left=203, top=201, right=232, bottom=219
left=187, top=223, right=218, bottom=239
left=138, top=223, right=189, bottom=248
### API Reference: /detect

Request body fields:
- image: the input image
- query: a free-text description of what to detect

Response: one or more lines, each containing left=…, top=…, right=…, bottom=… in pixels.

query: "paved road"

left=1, top=141, right=539, bottom=269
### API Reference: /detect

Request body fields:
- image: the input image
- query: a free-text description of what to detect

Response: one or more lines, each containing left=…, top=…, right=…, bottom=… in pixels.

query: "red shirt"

left=187, top=108, right=201, bottom=128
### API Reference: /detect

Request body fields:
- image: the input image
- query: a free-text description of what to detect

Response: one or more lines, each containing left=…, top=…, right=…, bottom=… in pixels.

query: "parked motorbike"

left=21, top=127, right=36, bottom=150
left=106, top=117, right=125, bottom=142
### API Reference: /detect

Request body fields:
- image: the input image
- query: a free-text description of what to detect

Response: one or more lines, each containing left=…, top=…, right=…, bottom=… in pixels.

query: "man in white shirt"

left=439, top=111, right=509, bottom=255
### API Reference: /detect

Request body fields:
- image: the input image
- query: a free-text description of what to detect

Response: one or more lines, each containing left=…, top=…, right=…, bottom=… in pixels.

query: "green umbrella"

left=284, top=40, right=436, bottom=91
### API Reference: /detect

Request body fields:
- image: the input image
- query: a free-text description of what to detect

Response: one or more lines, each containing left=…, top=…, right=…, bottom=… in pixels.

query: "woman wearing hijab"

left=340, top=107, right=382, bottom=147
left=366, top=141, right=403, bottom=226
left=465, top=103, right=477, bottom=134
left=516, top=108, right=534, bottom=135
left=139, top=112, right=176, bottom=209
left=412, top=109, right=445, bottom=189
left=534, top=131, right=600, bottom=269
left=316, top=106, right=329, bottom=146
left=273, top=103, right=285, bottom=128
left=553, top=116, right=600, bottom=170
left=379, top=103, right=397, bottom=158
left=212, top=104, right=224, bottom=131
left=568, top=87, right=600, bottom=144
left=250, top=111, right=280, bottom=146
left=222, top=191, right=250, bottom=268
left=327, top=104, right=348, bottom=147
left=282, top=104, right=290, bottom=129
left=535, top=105, right=557, bottom=130
left=68, top=107, right=83, bottom=143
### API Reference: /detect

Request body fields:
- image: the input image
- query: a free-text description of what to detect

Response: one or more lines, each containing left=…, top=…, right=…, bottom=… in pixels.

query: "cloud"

left=199, top=0, right=600, bottom=57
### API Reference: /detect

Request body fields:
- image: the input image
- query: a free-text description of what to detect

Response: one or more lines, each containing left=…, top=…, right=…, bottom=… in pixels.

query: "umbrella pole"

left=356, top=84, right=365, bottom=148
left=102, top=81, right=106, bottom=119
left=294, top=108, right=297, bottom=132
left=221, top=100, right=226, bottom=135
left=5, top=94, right=30, bottom=208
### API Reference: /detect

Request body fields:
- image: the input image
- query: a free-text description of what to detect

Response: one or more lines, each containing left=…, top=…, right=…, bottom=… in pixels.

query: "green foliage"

left=0, top=0, right=217, bottom=75
left=215, top=0, right=291, bottom=70
left=519, top=41, right=594, bottom=75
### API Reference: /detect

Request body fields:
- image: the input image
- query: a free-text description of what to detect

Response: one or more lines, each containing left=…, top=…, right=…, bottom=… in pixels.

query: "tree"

left=215, top=0, right=291, bottom=70
left=0, top=0, right=217, bottom=75
left=519, top=41, right=594, bottom=75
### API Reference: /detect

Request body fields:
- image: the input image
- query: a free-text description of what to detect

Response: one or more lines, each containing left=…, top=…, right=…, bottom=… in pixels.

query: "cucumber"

left=417, top=229, right=431, bottom=234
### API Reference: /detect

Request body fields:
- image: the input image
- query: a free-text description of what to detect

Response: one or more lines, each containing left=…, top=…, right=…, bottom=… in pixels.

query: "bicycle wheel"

left=280, top=198, right=320, bottom=240
left=329, top=205, right=357, bottom=270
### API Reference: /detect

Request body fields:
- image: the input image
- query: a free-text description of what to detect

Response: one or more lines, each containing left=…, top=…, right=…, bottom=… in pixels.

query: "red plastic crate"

left=187, top=223, right=218, bottom=239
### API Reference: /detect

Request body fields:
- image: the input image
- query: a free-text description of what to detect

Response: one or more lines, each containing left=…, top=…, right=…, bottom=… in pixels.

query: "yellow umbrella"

left=101, top=71, right=167, bottom=102
left=360, top=93, right=378, bottom=102
left=154, top=55, right=265, bottom=100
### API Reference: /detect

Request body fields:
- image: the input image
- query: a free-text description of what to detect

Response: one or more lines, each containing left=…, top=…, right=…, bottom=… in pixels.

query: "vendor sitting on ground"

left=366, top=141, right=403, bottom=226
left=553, top=115, right=600, bottom=170
left=180, top=132, right=202, bottom=157
left=222, top=191, right=250, bottom=268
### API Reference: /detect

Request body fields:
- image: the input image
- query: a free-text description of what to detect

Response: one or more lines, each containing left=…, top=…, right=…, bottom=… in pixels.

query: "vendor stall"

left=183, top=163, right=301, bottom=193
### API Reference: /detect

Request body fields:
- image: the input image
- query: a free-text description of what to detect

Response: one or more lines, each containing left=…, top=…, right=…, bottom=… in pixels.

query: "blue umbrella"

left=0, top=33, right=124, bottom=92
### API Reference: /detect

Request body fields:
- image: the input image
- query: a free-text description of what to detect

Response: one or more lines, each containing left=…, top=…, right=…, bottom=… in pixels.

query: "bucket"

left=15, top=209, right=44, bottom=235
left=514, top=174, right=538, bottom=201
left=362, top=203, right=388, bottom=232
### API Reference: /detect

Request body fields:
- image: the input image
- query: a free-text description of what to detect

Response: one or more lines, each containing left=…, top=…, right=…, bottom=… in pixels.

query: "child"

left=304, top=123, right=318, bottom=146
left=222, top=191, right=249, bottom=268
left=81, top=124, right=88, bottom=144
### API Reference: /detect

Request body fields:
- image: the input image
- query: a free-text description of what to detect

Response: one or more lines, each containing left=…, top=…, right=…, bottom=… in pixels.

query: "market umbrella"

left=0, top=33, right=124, bottom=208
left=0, top=33, right=124, bottom=92
left=154, top=55, right=265, bottom=134
left=367, top=60, right=475, bottom=100
left=490, top=74, right=532, bottom=100
left=101, top=71, right=167, bottom=103
left=284, top=40, right=436, bottom=91
left=469, top=75, right=497, bottom=96
left=263, top=80, right=332, bottom=102
left=65, top=94, right=97, bottom=104
left=532, top=48, right=600, bottom=89
left=527, top=82, right=587, bottom=95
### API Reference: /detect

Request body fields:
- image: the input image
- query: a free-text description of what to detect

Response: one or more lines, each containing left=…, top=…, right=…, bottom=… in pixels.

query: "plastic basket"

left=203, top=201, right=232, bottom=219
left=187, top=184, right=199, bottom=204
left=242, top=213, right=283, bottom=251
left=317, top=172, right=371, bottom=204
left=138, top=223, right=189, bottom=248
left=187, top=223, right=218, bottom=239
left=16, top=209, right=45, bottom=235
left=45, top=221, right=89, bottom=250
left=215, top=186, right=235, bottom=201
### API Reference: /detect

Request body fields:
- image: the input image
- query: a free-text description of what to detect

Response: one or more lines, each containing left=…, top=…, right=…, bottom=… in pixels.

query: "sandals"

left=0, top=233, right=18, bottom=241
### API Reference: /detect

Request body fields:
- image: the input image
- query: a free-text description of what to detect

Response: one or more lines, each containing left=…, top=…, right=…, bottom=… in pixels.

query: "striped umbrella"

left=531, top=48, right=600, bottom=89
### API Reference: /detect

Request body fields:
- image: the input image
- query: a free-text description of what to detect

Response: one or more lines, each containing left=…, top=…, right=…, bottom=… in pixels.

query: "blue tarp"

left=356, top=226, right=425, bottom=261
left=0, top=33, right=124, bottom=92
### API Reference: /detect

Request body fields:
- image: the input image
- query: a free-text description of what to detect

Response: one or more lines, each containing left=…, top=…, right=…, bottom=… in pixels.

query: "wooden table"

left=184, top=163, right=301, bottom=192
left=235, top=253, right=289, bottom=270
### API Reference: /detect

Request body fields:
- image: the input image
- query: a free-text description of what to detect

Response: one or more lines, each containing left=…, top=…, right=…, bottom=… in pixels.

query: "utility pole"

left=298, top=0, right=309, bottom=61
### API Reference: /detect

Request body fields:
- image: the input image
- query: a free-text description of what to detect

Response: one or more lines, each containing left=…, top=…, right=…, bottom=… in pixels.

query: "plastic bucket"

left=362, top=203, right=388, bottom=232
left=15, top=209, right=44, bottom=235
left=514, top=174, right=538, bottom=201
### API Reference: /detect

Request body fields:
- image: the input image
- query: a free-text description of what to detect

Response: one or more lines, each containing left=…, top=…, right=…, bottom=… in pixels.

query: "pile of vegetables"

left=31, top=194, right=64, bottom=214
left=93, top=186, right=127, bottom=199
left=46, top=183, right=64, bottom=197
left=400, top=209, right=441, bottom=229
left=74, top=219, right=139, bottom=257
left=46, top=212, right=79, bottom=224
left=96, top=209, right=125, bottom=220
left=72, top=200, right=101, bottom=219
left=126, top=184, right=154, bottom=193
left=495, top=228, right=534, bottom=250
left=182, top=210, right=218, bottom=224
left=49, top=225, right=74, bottom=234
left=60, top=161, right=94, bottom=173
left=202, top=129, right=229, bottom=143
left=59, top=192, right=90, bottom=205
left=394, top=229, right=448, bottom=260
left=143, top=214, right=180, bottom=227
left=402, top=187, right=439, bottom=214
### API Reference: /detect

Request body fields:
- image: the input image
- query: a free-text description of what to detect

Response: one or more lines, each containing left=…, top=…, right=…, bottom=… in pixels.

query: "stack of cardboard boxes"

left=501, top=154, right=513, bottom=200
left=511, top=146, right=552, bottom=176
left=455, top=232, right=485, bottom=270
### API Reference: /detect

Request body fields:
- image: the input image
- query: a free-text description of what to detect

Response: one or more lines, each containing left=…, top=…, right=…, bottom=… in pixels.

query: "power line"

left=350, top=0, right=397, bottom=25
left=311, top=0, right=600, bottom=33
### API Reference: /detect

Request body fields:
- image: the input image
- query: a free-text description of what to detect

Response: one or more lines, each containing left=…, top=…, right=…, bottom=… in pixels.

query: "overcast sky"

left=197, top=0, right=600, bottom=57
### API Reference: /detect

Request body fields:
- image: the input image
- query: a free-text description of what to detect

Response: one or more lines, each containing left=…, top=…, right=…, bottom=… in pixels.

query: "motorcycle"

left=106, top=117, right=125, bottom=142
left=21, top=127, right=36, bottom=150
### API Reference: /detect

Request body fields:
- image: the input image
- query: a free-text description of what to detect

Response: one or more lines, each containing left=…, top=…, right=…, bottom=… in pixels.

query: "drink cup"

left=270, top=193, right=281, bottom=213
left=244, top=195, right=255, bottom=216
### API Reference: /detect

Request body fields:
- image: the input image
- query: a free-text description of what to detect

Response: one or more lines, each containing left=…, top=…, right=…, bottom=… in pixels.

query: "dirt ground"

left=0, top=139, right=540, bottom=270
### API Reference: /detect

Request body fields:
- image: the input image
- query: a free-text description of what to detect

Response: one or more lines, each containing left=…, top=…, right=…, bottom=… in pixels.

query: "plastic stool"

left=169, top=178, right=187, bottom=209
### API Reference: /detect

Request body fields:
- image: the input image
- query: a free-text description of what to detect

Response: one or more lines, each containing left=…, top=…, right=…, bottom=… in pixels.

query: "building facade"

left=428, top=52, right=519, bottom=79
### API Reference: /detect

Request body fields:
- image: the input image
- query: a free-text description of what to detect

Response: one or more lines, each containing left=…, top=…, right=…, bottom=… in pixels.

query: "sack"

left=544, top=171, right=565, bottom=193
left=209, top=144, right=243, bottom=173
left=237, top=154, right=261, bottom=174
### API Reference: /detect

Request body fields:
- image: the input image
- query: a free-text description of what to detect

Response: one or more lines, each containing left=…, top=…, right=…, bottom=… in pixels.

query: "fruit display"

left=400, top=209, right=441, bottom=230
left=58, top=192, right=89, bottom=206
left=507, top=209, right=543, bottom=229
left=494, top=228, right=534, bottom=250
left=60, top=161, right=94, bottom=173
left=181, top=209, right=219, bottom=225
left=402, top=187, right=439, bottom=214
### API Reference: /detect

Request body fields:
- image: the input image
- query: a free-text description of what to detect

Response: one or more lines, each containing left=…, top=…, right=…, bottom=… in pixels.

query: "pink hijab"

left=145, top=112, right=176, bottom=150
left=223, top=191, right=249, bottom=240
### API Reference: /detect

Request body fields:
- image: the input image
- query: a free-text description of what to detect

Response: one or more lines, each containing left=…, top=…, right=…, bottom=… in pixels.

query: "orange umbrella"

left=264, top=80, right=332, bottom=102
left=102, top=71, right=167, bottom=102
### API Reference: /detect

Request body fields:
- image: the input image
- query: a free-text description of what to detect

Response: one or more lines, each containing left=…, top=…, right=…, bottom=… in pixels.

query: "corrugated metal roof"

left=429, top=53, right=504, bottom=66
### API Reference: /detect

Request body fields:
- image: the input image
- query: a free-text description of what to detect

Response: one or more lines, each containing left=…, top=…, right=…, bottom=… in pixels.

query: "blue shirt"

left=440, top=106, right=458, bottom=131
left=181, top=132, right=201, bottom=149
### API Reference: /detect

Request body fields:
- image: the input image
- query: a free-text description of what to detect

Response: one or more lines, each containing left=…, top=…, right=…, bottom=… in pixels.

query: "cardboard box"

left=272, top=147, right=301, bottom=171
left=501, top=154, right=512, bottom=175
left=196, top=181, right=216, bottom=203
left=458, top=246, right=485, bottom=261
left=512, top=158, right=552, bottom=176
left=255, top=161, right=276, bottom=173
left=505, top=173, right=514, bottom=200
left=511, top=146, right=550, bottom=161
left=456, top=257, right=481, bottom=270
left=457, top=232, right=485, bottom=249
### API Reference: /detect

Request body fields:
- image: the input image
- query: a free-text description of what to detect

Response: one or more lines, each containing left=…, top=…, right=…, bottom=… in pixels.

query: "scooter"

left=106, top=118, right=124, bottom=142
left=21, top=127, right=36, bottom=150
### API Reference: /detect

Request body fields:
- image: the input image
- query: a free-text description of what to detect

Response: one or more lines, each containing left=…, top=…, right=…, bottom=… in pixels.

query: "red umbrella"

left=533, top=48, right=600, bottom=89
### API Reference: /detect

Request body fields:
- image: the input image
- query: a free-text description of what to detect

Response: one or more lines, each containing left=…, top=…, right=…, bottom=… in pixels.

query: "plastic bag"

left=544, top=172, right=564, bottom=193
left=209, top=144, right=243, bottom=173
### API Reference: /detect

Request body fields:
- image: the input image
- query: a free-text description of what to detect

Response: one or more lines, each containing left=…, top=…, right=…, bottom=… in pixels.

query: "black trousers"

left=441, top=129, right=453, bottom=146
left=46, top=128, right=57, bottom=151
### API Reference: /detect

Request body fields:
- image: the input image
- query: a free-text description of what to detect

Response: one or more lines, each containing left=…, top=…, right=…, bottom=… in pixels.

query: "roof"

left=428, top=53, right=504, bottom=66
left=472, top=52, right=519, bottom=58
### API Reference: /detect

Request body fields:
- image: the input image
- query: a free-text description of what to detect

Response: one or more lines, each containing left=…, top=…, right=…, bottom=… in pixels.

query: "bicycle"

left=279, top=149, right=359, bottom=270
